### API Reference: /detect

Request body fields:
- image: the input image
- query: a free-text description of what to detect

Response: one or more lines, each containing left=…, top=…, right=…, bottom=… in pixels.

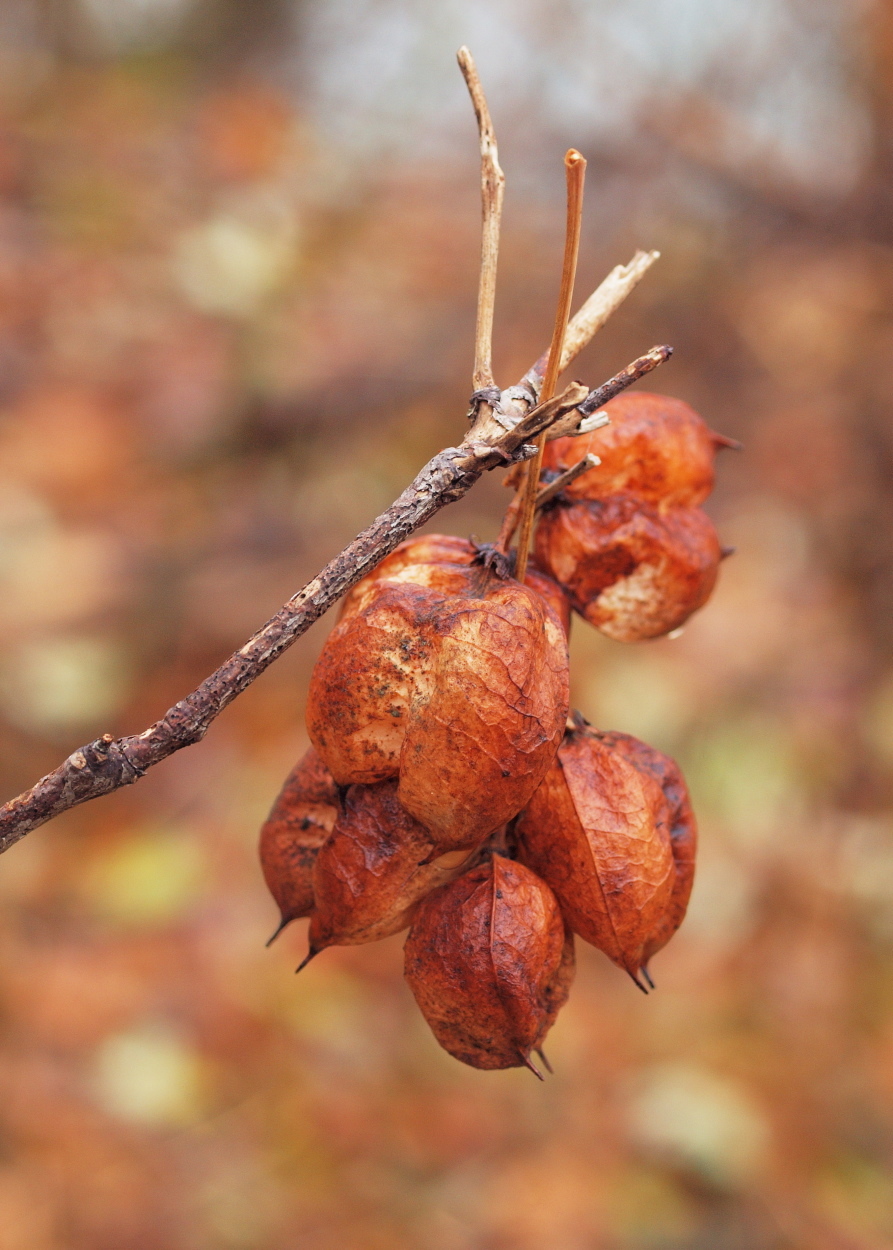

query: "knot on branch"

left=85, top=735, right=146, bottom=782
left=501, top=380, right=538, bottom=411
left=466, top=386, right=503, bottom=423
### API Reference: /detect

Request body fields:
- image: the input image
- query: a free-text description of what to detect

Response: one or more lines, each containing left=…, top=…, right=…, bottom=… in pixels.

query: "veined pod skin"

left=404, top=854, right=572, bottom=1073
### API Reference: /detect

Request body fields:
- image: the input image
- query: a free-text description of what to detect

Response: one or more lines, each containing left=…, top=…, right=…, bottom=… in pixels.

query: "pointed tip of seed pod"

left=295, top=947, right=319, bottom=974
left=265, top=916, right=292, bottom=948
left=628, top=969, right=650, bottom=994
left=519, top=1051, right=546, bottom=1081
left=641, top=965, right=656, bottom=991
left=711, top=431, right=743, bottom=451
left=535, top=1047, right=554, bottom=1075
left=720, top=545, right=737, bottom=560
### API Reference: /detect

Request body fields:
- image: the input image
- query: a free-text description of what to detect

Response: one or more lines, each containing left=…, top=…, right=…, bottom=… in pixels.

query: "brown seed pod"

left=404, top=854, right=572, bottom=1073
left=590, top=729, right=697, bottom=968
left=542, top=390, right=729, bottom=508
left=259, top=747, right=339, bottom=941
left=308, top=571, right=569, bottom=849
left=305, top=780, right=476, bottom=959
left=396, top=579, right=569, bottom=850
left=514, top=721, right=674, bottom=984
left=534, top=495, right=721, bottom=641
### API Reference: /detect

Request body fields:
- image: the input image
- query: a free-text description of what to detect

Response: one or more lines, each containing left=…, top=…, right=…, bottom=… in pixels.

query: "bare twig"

left=458, top=46, right=505, bottom=406
left=525, top=249, right=660, bottom=389
left=515, top=149, right=587, bottom=582
left=576, top=344, right=673, bottom=416
left=534, top=454, right=600, bottom=510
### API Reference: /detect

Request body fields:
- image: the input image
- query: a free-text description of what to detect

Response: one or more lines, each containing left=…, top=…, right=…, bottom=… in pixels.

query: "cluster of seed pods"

left=259, top=392, right=732, bottom=1075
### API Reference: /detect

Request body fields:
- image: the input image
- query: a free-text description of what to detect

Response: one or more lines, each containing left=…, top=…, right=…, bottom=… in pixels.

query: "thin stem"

left=494, top=453, right=597, bottom=553
left=576, top=345, right=673, bottom=416
left=494, top=495, right=521, bottom=554
left=534, top=454, right=600, bottom=510
left=457, top=46, right=505, bottom=392
left=515, top=149, right=587, bottom=582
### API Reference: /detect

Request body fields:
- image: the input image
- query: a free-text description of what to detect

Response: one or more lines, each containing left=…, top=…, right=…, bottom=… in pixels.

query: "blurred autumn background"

left=1, top=0, right=893, bottom=1246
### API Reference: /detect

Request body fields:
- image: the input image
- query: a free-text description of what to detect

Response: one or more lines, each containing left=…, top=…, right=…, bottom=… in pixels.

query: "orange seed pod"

left=404, top=854, right=572, bottom=1073
left=590, top=729, right=697, bottom=968
left=542, top=390, right=728, bottom=508
left=515, top=720, right=674, bottom=985
left=534, top=495, right=721, bottom=641
left=307, top=568, right=569, bottom=851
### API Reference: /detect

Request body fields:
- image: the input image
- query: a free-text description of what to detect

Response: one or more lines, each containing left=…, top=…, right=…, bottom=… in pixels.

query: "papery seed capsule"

left=591, top=729, right=696, bottom=966
left=404, top=854, right=572, bottom=1072
left=305, top=779, right=476, bottom=958
left=396, top=578, right=569, bottom=850
left=259, top=747, right=339, bottom=939
left=542, top=391, right=727, bottom=508
left=308, top=568, right=569, bottom=850
left=534, top=495, right=721, bottom=642
left=515, top=720, right=674, bottom=983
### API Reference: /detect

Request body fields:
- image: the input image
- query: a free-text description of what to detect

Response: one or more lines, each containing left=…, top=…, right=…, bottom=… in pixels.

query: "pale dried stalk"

left=515, top=149, right=587, bottom=582
left=525, top=248, right=660, bottom=389
left=458, top=46, right=505, bottom=393
left=469, top=254, right=659, bottom=444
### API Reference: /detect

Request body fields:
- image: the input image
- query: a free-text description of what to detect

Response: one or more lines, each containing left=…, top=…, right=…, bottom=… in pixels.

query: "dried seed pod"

left=308, top=570, right=569, bottom=848
left=542, top=391, right=728, bottom=508
left=259, top=747, right=339, bottom=939
left=591, top=729, right=696, bottom=966
left=534, top=495, right=721, bottom=642
left=404, top=854, right=572, bottom=1072
left=515, top=721, right=674, bottom=983
left=306, top=780, right=476, bottom=957
left=397, top=579, right=569, bottom=850
left=306, top=581, right=438, bottom=785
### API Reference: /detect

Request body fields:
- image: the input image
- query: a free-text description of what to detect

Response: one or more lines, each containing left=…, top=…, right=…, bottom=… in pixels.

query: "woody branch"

left=0, top=52, right=670, bottom=852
